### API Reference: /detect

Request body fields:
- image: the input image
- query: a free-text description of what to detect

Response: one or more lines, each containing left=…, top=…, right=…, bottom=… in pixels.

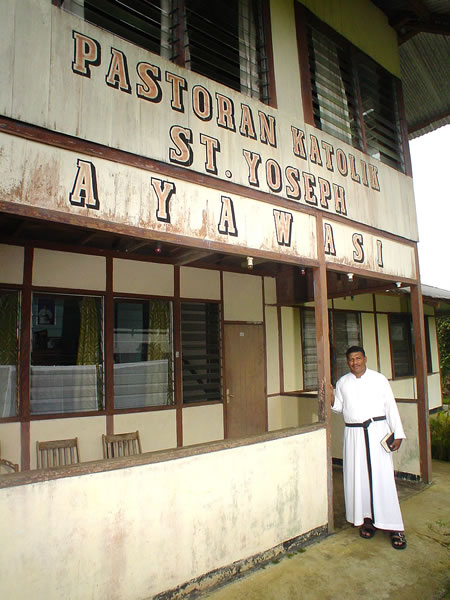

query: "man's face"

left=347, top=351, right=367, bottom=378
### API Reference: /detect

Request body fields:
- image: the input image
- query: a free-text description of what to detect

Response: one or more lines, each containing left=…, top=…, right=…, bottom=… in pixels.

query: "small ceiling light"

left=395, top=281, right=401, bottom=288
left=154, top=242, right=162, bottom=254
left=347, top=273, right=354, bottom=282
left=247, top=256, right=254, bottom=270
left=300, top=267, right=306, bottom=276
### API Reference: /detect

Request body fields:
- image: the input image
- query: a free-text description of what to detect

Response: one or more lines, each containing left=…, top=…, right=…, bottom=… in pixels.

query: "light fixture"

left=347, top=273, right=354, bottom=282
left=247, top=256, right=254, bottom=270
left=154, top=242, right=162, bottom=254
left=395, top=281, right=401, bottom=288
left=300, top=267, right=306, bottom=276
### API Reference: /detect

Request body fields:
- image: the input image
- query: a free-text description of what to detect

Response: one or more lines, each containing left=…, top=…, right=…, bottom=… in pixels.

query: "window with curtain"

left=389, top=313, right=414, bottom=378
left=0, top=290, right=19, bottom=418
left=302, top=10, right=405, bottom=172
left=181, top=302, right=221, bottom=404
left=30, top=294, right=104, bottom=414
left=113, top=298, right=174, bottom=408
left=58, top=0, right=271, bottom=103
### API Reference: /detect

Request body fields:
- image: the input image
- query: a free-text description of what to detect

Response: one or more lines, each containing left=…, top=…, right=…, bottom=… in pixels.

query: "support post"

left=411, top=280, right=432, bottom=483
left=314, top=216, right=333, bottom=531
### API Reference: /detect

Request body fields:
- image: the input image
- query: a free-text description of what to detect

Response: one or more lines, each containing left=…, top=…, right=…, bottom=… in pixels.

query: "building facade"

left=0, top=1, right=442, bottom=598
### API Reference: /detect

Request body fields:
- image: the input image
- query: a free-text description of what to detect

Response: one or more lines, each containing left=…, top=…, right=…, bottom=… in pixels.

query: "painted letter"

left=291, top=127, right=307, bottom=159
left=72, top=31, right=101, bottom=78
left=200, top=134, right=220, bottom=175
left=285, top=167, right=301, bottom=200
left=166, top=72, right=187, bottom=112
left=216, top=93, right=236, bottom=131
left=273, top=210, right=293, bottom=246
left=243, top=150, right=261, bottom=187
left=218, top=196, right=238, bottom=236
left=151, top=178, right=176, bottom=223
left=303, top=173, right=317, bottom=206
left=69, top=159, right=99, bottom=209
left=192, top=85, right=212, bottom=121
left=105, top=48, right=131, bottom=93
left=352, top=233, right=364, bottom=263
left=136, top=62, right=162, bottom=102
left=323, top=223, right=336, bottom=256
left=266, top=159, right=282, bottom=193
left=239, top=104, right=256, bottom=139
left=259, top=111, right=277, bottom=147
left=333, top=184, right=347, bottom=215
left=377, top=239, right=384, bottom=267
left=169, top=126, right=193, bottom=166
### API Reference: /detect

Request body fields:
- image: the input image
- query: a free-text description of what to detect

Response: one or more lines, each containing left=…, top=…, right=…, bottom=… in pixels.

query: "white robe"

left=333, top=368, right=406, bottom=530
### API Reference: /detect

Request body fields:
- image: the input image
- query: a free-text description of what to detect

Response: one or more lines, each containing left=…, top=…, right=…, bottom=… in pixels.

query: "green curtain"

left=147, top=300, right=173, bottom=404
left=0, top=293, right=18, bottom=365
left=77, top=297, right=103, bottom=409
left=77, top=297, right=100, bottom=365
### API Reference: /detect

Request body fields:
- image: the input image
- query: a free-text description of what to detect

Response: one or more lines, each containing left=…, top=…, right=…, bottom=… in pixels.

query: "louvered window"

left=389, top=313, right=414, bottom=378
left=331, top=311, right=362, bottom=382
left=58, top=0, right=271, bottom=103
left=181, top=302, right=222, bottom=404
left=303, top=10, right=405, bottom=172
left=307, top=24, right=362, bottom=148
left=302, top=308, right=362, bottom=388
left=356, top=54, right=405, bottom=171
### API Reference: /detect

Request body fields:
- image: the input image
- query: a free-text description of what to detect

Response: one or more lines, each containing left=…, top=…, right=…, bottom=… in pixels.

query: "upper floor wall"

left=1, top=0, right=418, bottom=242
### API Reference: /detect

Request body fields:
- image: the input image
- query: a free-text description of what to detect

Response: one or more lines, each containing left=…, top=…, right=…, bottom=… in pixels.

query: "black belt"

left=344, top=415, right=387, bottom=522
left=345, top=416, right=386, bottom=428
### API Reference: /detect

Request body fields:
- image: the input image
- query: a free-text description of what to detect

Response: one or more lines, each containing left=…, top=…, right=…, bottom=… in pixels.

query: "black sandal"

left=359, top=525, right=376, bottom=539
left=391, top=531, right=407, bottom=550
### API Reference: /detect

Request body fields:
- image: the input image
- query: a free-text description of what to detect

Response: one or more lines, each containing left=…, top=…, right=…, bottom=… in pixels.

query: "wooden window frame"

left=295, top=4, right=409, bottom=174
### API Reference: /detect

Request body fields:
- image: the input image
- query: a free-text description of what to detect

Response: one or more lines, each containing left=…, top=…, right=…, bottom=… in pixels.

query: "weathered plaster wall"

left=0, top=430, right=328, bottom=600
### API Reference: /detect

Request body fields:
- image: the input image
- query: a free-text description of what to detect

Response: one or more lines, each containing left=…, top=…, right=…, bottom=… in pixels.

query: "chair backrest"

left=0, top=441, right=19, bottom=474
left=36, top=438, right=80, bottom=469
left=102, top=431, right=142, bottom=459
left=0, top=458, right=19, bottom=474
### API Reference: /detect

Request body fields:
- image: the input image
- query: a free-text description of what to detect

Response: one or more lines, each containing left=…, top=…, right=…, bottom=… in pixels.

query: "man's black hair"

left=346, top=346, right=366, bottom=358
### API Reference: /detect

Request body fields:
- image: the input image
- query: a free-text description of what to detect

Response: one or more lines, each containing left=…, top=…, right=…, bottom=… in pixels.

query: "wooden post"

left=19, top=246, right=33, bottom=471
left=410, top=279, right=432, bottom=483
left=314, top=216, right=333, bottom=531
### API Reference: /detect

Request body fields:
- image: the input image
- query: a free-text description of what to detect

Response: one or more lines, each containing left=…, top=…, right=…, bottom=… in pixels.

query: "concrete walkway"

left=200, top=461, right=450, bottom=600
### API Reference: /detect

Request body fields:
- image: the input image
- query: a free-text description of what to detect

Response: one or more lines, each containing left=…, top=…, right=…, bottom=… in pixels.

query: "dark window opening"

left=389, top=313, right=414, bottom=378
left=181, top=302, right=222, bottom=404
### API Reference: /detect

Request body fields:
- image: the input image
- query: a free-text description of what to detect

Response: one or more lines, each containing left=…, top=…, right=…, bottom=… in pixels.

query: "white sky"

left=409, top=125, right=450, bottom=292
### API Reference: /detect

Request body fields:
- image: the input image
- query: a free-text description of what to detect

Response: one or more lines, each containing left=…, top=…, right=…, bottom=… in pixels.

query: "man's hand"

left=390, top=438, right=402, bottom=451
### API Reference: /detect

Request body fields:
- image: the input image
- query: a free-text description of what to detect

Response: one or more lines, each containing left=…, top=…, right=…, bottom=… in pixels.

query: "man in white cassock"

left=332, top=346, right=407, bottom=549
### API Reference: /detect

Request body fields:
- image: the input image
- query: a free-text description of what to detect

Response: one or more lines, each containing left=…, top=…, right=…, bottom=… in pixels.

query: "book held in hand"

left=381, top=431, right=395, bottom=452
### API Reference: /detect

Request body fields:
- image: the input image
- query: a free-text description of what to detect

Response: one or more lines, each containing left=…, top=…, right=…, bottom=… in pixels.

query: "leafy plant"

left=430, top=411, right=450, bottom=461
left=437, top=316, right=450, bottom=394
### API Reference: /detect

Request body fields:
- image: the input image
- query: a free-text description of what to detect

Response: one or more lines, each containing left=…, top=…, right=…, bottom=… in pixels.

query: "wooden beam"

left=410, top=275, right=432, bottom=483
left=314, top=216, right=333, bottom=532
left=173, top=248, right=213, bottom=266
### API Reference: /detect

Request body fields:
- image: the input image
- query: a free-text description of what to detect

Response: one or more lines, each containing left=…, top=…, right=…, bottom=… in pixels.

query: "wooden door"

left=224, top=323, right=266, bottom=439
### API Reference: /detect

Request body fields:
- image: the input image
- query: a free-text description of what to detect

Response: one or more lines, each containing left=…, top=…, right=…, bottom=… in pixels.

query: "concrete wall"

left=0, top=429, right=328, bottom=600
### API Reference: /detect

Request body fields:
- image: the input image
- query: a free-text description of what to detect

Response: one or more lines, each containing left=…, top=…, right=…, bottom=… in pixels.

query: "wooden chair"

left=36, top=438, right=80, bottom=469
left=0, top=442, right=19, bottom=474
left=102, top=431, right=142, bottom=459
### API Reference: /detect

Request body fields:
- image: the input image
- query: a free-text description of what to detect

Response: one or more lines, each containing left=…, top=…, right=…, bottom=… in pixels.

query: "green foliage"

left=430, top=411, right=450, bottom=461
left=437, top=316, right=450, bottom=393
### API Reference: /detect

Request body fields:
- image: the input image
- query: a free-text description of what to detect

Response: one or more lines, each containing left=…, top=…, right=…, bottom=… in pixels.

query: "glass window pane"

left=31, top=294, right=104, bottom=415
left=0, top=290, right=19, bottom=418
left=113, top=298, right=174, bottom=408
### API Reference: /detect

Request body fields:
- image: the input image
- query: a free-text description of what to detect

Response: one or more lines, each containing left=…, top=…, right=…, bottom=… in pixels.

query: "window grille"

left=303, top=11, right=405, bottom=172
left=60, top=0, right=271, bottom=103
